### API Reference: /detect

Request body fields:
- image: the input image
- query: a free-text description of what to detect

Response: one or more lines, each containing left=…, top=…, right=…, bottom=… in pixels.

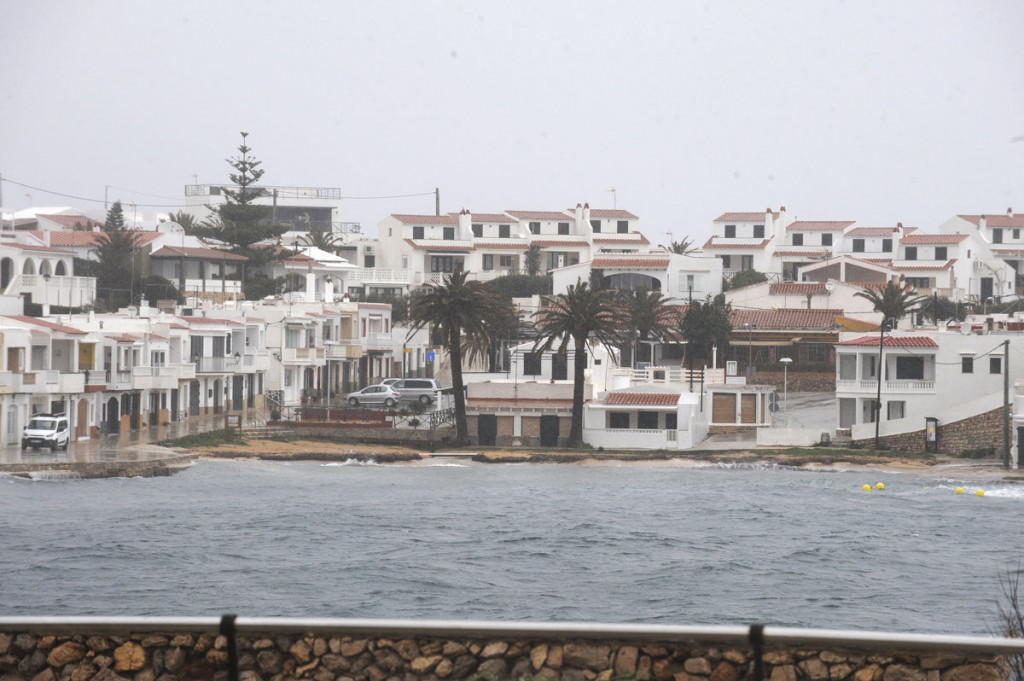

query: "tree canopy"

left=680, top=294, right=732, bottom=363
left=724, top=269, right=768, bottom=290
left=854, top=281, right=927, bottom=328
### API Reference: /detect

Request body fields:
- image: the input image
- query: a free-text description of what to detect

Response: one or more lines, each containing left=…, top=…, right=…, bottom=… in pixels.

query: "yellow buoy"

left=875, top=482, right=885, bottom=490
left=976, top=489, right=985, bottom=497
left=955, top=487, right=965, bottom=494
left=862, top=484, right=872, bottom=491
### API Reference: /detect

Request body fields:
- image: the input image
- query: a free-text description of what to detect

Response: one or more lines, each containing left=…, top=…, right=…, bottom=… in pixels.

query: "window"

left=724, top=224, right=736, bottom=238
left=905, top=247, right=917, bottom=260
left=609, top=412, right=630, bottom=429
left=523, top=352, right=542, bottom=376
left=499, top=255, right=515, bottom=268
left=1015, top=229, right=1021, bottom=240
left=792, top=233, right=804, bottom=246
left=499, top=224, right=510, bottom=238
left=482, top=254, right=494, bottom=271
left=821, top=233, right=833, bottom=246
left=991, top=357, right=1002, bottom=374
left=637, top=411, right=659, bottom=429
left=364, top=254, right=375, bottom=267
left=530, top=221, right=540, bottom=234
left=838, top=354, right=857, bottom=380
left=935, top=246, right=947, bottom=260
left=741, top=255, right=753, bottom=271
left=906, top=277, right=929, bottom=289
left=284, top=369, right=293, bottom=387
left=471, top=224, right=482, bottom=237
left=994, top=229, right=1003, bottom=244
left=887, top=401, right=906, bottom=420
left=443, top=227, right=454, bottom=240
left=412, top=226, right=424, bottom=240
left=853, top=239, right=865, bottom=252
left=665, top=413, right=677, bottom=430
left=686, top=274, right=695, bottom=291
left=895, top=356, right=924, bottom=380
left=617, top=220, right=628, bottom=233
left=882, top=238, right=892, bottom=252
left=559, top=222, right=571, bottom=235
left=753, top=224, right=765, bottom=238
left=721, top=255, right=731, bottom=269
left=962, top=357, right=974, bottom=373
left=590, top=219, right=601, bottom=233
left=431, top=255, right=457, bottom=272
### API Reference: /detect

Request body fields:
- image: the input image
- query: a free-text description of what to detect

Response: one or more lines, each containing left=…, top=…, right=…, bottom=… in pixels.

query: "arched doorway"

left=55, top=260, right=67, bottom=276
left=39, top=260, right=52, bottom=277
left=213, top=379, right=222, bottom=414
left=0, top=258, right=13, bottom=290
left=106, top=396, right=119, bottom=433
left=22, top=259, right=35, bottom=275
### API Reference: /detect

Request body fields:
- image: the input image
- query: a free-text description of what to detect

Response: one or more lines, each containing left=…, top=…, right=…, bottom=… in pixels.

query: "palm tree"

left=534, top=280, right=621, bottom=446
left=854, top=281, right=927, bottom=328
left=666, top=236, right=697, bottom=255
left=523, top=244, right=542, bottom=276
left=406, top=270, right=503, bottom=443
left=298, top=225, right=341, bottom=253
left=619, top=288, right=679, bottom=367
left=164, top=210, right=202, bottom=235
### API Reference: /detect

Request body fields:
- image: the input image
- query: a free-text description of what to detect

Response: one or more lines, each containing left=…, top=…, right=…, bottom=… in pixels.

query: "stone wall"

left=0, top=628, right=1008, bottom=681
left=749, top=371, right=835, bottom=393
left=869, top=406, right=1007, bottom=457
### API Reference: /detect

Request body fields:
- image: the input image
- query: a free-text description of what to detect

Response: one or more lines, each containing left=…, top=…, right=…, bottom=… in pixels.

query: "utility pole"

left=1004, top=338, right=1011, bottom=468
left=435, top=187, right=440, bottom=216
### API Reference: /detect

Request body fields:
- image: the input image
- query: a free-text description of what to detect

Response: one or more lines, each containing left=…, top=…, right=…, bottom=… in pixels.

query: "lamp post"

left=688, top=284, right=694, bottom=391
left=42, top=272, right=51, bottom=317
left=874, top=318, right=893, bottom=449
left=780, top=357, right=793, bottom=426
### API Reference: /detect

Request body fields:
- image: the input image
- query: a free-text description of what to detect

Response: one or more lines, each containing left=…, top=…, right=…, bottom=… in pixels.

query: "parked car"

left=22, top=412, right=70, bottom=451
left=380, top=378, right=401, bottom=386
left=345, top=384, right=401, bottom=408
left=391, top=378, right=444, bottom=404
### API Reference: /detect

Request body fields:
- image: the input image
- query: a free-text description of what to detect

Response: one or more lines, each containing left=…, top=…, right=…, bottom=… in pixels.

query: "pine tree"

left=104, top=201, right=126, bottom=232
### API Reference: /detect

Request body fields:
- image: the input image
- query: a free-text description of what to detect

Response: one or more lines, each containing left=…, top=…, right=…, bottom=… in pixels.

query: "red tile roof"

left=837, top=335, right=938, bottom=348
left=991, top=247, right=1024, bottom=257
left=900, top=233, right=968, bottom=245
left=958, top=213, right=1024, bottom=229
left=390, top=214, right=458, bottom=225
left=591, top=257, right=670, bottom=269
left=604, top=392, right=681, bottom=406
left=702, top=238, right=772, bottom=250
left=714, top=212, right=779, bottom=222
left=459, top=213, right=512, bottom=223
left=475, top=242, right=529, bottom=250
left=787, top=221, right=855, bottom=231
left=106, top=334, right=138, bottom=343
left=593, top=234, right=651, bottom=244
left=506, top=211, right=571, bottom=221
left=177, top=316, right=244, bottom=326
left=894, top=259, right=956, bottom=271
left=4, top=243, right=74, bottom=254
left=151, top=245, right=248, bottom=261
left=773, top=250, right=831, bottom=257
left=402, top=238, right=472, bottom=252
left=29, top=230, right=164, bottom=247
left=36, top=214, right=103, bottom=229
left=1, top=315, right=85, bottom=334
left=769, top=282, right=827, bottom=296
left=589, top=209, right=639, bottom=219
left=530, top=239, right=589, bottom=247
left=730, top=308, right=843, bottom=330
left=846, top=227, right=899, bottom=237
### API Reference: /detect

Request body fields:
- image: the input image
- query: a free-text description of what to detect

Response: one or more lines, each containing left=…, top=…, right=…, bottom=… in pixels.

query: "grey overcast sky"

left=1, top=0, right=1022, bottom=244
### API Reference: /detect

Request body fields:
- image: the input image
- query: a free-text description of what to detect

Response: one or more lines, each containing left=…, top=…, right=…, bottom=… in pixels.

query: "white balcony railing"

left=349, top=268, right=412, bottom=284
left=836, top=379, right=935, bottom=393
left=183, top=278, right=242, bottom=294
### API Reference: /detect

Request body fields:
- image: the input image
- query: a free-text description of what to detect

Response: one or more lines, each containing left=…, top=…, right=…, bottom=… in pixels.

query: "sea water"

left=1, top=459, right=1021, bottom=635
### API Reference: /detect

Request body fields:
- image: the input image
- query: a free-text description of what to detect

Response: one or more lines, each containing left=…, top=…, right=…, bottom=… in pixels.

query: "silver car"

left=346, top=384, right=401, bottom=408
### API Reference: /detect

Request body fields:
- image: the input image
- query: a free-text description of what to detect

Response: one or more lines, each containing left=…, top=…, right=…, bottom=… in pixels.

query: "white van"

left=22, top=412, right=71, bottom=451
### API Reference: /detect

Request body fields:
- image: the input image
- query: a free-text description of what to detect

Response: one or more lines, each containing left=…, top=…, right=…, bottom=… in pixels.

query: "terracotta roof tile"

left=390, top=214, right=458, bottom=225
left=702, top=238, right=772, bottom=250
left=894, top=259, right=957, bottom=271
left=714, top=212, right=778, bottom=222
left=151, top=245, right=248, bottom=261
left=591, top=257, right=670, bottom=269
left=403, top=238, right=473, bottom=252
left=589, top=209, right=638, bottom=219
left=837, top=335, right=938, bottom=348
left=773, top=249, right=831, bottom=257
left=845, top=226, right=899, bottom=237
left=461, top=213, right=513, bottom=223
left=177, top=316, right=244, bottom=326
left=769, top=282, right=827, bottom=296
left=530, top=239, right=589, bottom=247
left=593, top=234, right=651, bottom=244
left=604, top=392, right=681, bottom=406
left=36, top=214, right=103, bottom=229
left=787, top=221, right=855, bottom=231
left=506, top=210, right=572, bottom=221
left=1, top=315, right=86, bottom=334
left=4, top=243, right=74, bottom=254
left=901, top=233, right=969, bottom=245
left=28, top=230, right=163, bottom=247
left=475, top=241, right=529, bottom=250
left=958, top=213, right=1024, bottom=229
left=730, top=308, right=843, bottom=330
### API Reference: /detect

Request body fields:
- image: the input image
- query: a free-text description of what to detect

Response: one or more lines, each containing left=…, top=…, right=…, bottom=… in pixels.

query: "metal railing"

left=0, top=617, right=1022, bottom=656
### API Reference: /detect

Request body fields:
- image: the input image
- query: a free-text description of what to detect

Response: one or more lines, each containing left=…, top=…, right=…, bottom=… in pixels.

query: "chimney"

left=980, top=215, right=987, bottom=231
left=583, top=202, right=591, bottom=226
left=458, top=208, right=471, bottom=237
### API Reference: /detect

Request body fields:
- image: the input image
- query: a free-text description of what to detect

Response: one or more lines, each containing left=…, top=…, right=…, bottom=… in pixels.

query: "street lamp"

left=42, top=272, right=51, bottom=317
left=780, top=357, right=793, bottom=426
left=874, top=318, right=894, bottom=449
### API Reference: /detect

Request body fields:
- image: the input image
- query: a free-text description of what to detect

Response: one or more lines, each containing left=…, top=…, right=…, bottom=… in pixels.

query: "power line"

left=1, top=177, right=187, bottom=208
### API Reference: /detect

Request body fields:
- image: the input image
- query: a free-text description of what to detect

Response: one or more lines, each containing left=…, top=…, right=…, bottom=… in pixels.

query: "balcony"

left=349, top=268, right=411, bottom=285
left=10, top=370, right=84, bottom=394
left=362, top=333, right=395, bottom=352
left=106, top=369, right=132, bottom=391
left=281, top=347, right=324, bottom=365
left=195, top=356, right=242, bottom=373
left=836, top=379, right=936, bottom=393
left=183, top=278, right=242, bottom=294
left=241, top=352, right=270, bottom=373
left=132, top=366, right=182, bottom=391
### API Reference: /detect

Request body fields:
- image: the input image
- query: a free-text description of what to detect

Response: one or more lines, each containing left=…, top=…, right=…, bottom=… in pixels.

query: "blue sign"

left=426, top=350, right=436, bottom=361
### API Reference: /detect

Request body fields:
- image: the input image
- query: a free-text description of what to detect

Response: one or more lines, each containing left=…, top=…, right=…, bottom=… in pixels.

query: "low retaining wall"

left=0, top=622, right=1011, bottom=681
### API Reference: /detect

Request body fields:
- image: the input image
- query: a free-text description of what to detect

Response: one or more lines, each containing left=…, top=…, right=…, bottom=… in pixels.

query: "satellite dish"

left=960, top=321, right=971, bottom=335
